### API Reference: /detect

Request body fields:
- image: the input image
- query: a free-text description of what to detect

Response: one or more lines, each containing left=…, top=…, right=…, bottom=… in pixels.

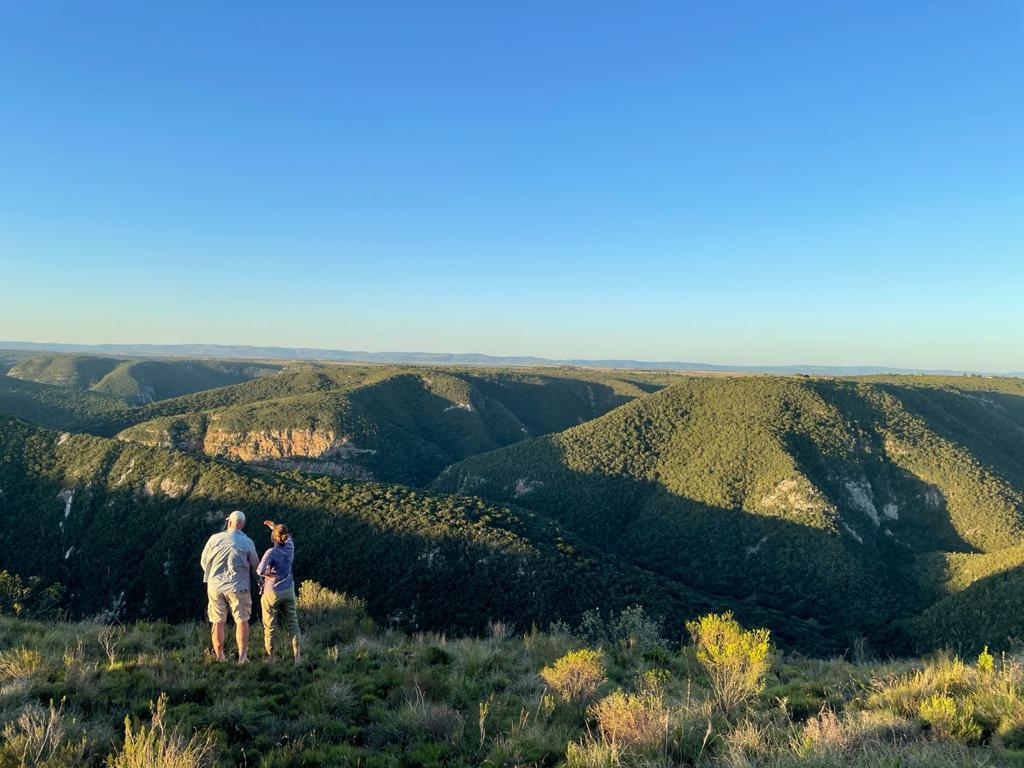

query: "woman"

left=257, top=520, right=301, bottom=664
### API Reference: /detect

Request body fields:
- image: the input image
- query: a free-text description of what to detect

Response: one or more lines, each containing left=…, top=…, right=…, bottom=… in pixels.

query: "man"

left=200, top=510, right=259, bottom=663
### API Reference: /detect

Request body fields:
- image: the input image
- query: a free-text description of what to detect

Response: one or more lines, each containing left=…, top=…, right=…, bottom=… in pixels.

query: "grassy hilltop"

left=2, top=587, right=1024, bottom=767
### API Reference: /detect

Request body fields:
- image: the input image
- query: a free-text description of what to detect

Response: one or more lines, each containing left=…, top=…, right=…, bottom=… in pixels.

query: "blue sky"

left=1, top=2, right=1021, bottom=369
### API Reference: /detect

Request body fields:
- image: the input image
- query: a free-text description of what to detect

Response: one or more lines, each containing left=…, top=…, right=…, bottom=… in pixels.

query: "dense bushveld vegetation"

left=435, top=376, right=1024, bottom=653
left=6, top=361, right=1024, bottom=762
left=7, top=361, right=1024, bottom=650
left=2, top=587, right=1024, bottom=767
left=5, top=369, right=1024, bottom=652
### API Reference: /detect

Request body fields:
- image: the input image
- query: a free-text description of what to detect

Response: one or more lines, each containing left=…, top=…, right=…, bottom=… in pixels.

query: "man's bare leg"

left=211, top=622, right=227, bottom=661
left=236, top=621, right=250, bottom=664
left=292, top=636, right=301, bottom=665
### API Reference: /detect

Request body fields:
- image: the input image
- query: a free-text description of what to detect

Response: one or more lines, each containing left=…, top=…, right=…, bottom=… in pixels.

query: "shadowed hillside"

left=434, top=376, right=1024, bottom=653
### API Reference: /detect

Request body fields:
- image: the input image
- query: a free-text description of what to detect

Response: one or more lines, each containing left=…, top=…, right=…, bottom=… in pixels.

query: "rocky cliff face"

left=119, top=420, right=378, bottom=480
left=202, top=427, right=376, bottom=479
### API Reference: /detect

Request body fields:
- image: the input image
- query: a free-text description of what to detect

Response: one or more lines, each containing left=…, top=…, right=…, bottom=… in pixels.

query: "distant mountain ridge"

left=5, top=353, right=280, bottom=405
left=0, top=340, right=1008, bottom=376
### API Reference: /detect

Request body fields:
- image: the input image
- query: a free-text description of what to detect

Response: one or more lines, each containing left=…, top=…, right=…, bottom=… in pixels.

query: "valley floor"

left=1, top=583, right=1022, bottom=767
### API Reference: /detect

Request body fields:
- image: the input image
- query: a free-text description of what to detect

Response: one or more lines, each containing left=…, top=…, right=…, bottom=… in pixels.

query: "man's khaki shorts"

left=207, top=590, right=252, bottom=624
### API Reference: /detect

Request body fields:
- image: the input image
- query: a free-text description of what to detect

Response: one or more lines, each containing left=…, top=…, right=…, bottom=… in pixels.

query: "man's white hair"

left=227, top=510, right=246, bottom=527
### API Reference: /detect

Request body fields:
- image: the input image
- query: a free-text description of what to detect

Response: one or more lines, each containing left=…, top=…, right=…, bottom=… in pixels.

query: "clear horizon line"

left=0, top=339, right=1018, bottom=376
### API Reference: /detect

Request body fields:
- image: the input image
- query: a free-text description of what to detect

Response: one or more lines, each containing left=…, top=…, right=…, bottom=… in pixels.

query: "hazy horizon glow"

left=1, top=2, right=1021, bottom=370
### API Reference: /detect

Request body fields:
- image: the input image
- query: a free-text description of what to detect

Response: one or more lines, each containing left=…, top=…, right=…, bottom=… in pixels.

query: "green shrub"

left=295, top=580, right=374, bottom=643
left=686, top=612, right=771, bottom=716
left=539, top=648, right=606, bottom=704
left=918, top=693, right=982, bottom=744
left=577, top=605, right=663, bottom=653
left=977, top=646, right=995, bottom=677
left=297, top=581, right=354, bottom=613
left=995, top=712, right=1024, bottom=759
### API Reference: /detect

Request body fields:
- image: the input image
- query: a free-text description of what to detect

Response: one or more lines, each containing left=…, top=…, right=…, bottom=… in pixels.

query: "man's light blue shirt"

left=200, top=529, right=259, bottom=594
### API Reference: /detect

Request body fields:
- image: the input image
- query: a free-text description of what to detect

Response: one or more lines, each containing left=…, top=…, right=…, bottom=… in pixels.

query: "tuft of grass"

left=107, top=693, right=218, bottom=768
left=716, top=718, right=776, bottom=768
left=564, top=736, right=620, bottom=768
left=401, top=687, right=464, bottom=743
left=0, top=699, right=88, bottom=768
left=0, top=647, right=43, bottom=681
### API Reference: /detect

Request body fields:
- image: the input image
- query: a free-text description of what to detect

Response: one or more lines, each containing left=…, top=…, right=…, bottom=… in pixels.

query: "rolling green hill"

left=6, top=354, right=122, bottom=389
left=433, top=376, right=1024, bottom=652
left=111, top=365, right=673, bottom=485
left=6, top=353, right=281, bottom=405
left=1, top=357, right=674, bottom=486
